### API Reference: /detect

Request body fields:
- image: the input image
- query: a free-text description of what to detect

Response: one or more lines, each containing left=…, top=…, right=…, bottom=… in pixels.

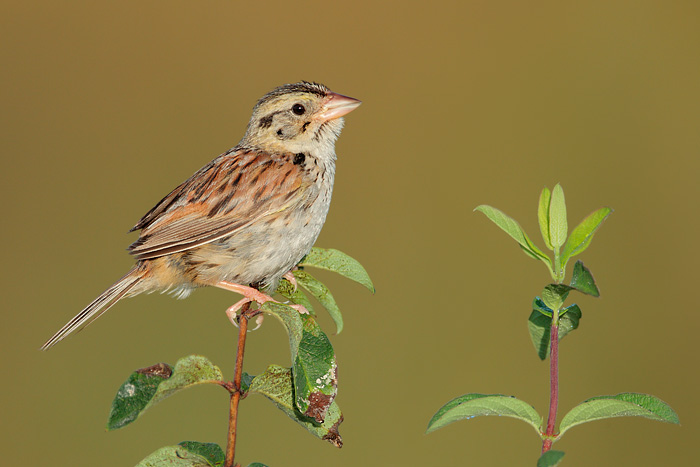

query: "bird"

left=41, top=81, right=361, bottom=350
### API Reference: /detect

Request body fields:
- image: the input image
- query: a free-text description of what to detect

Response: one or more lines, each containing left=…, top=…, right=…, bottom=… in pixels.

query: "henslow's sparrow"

left=42, top=81, right=361, bottom=350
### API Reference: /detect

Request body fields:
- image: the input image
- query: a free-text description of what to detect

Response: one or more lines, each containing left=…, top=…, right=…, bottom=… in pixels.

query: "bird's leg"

left=216, top=281, right=278, bottom=304
left=216, top=281, right=309, bottom=322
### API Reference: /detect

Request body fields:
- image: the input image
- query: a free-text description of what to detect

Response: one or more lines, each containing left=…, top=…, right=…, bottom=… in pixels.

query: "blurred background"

left=2, top=1, right=698, bottom=465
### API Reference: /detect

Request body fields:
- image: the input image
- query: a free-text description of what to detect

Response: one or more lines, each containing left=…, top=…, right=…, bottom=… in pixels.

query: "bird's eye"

left=292, top=103, right=306, bottom=115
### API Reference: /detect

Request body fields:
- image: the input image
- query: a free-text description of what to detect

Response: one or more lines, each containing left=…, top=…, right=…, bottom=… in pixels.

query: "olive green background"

left=2, top=1, right=698, bottom=465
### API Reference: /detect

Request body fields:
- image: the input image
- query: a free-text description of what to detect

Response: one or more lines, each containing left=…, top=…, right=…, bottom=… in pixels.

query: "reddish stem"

left=542, top=320, right=559, bottom=453
left=224, top=302, right=252, bottom=467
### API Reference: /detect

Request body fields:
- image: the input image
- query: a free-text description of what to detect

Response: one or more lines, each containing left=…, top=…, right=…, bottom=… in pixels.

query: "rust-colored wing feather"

left=128, top=148, right=308, bottom=260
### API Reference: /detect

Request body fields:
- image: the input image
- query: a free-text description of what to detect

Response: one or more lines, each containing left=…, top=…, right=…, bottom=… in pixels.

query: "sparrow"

left=41, top=81, right=361, bottom=350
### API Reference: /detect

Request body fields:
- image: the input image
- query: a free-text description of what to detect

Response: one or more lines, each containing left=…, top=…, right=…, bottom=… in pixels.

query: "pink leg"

left=216, top=280, right=309, bottom=317
left=216, top=281, right=277, bottom=303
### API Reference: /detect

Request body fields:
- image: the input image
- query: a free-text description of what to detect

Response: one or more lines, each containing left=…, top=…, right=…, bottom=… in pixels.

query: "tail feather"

left=41, top=267, right=143, bottom=350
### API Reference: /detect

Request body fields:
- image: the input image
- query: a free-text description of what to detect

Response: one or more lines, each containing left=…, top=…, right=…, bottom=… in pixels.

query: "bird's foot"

left=224, top=297, right=264, bottom=330
left=283, top=270, right=299, bottom=293
left=217, top=281, right=308, bottom=329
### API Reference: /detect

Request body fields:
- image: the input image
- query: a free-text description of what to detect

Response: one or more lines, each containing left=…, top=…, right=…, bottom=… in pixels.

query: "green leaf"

left=240, top=372, right=255, bottom=394
left=261, top=303, right=337, bottom=423
left=177, top=442, right=225, bottom=466
left=276, top=278, right=315, bottom=315
left=528, top=311, right=551, bottom=360
left=548, top=184, right=568, bottom=249
left=294, top=270, right=342, bottom=333
left=299, top=247, right=375, bottom=293
left=136, top=443, right=224, bottom=467
left=560, top=207, right=612, bottom=269
left=294, top=315, right=337, bottom=422
left=541, top=284, right=572, bottom=311
left=538, top=187, right=553, bottom=250
left=559, top=393, right=680, bottom=437
left=475, top=205, right=553, bottom=270
left=107, top=356, right=223, bottom=430
left=261, top=301, right=304, bottom=352
left=570, top=261, right=600, bottom=297
left=532, top=296, right=553, bottom=317
left=248, top=364, right=343, bottom=447
left=247, top=464, right=269, bottom=467
left=528, top=304, right=581, bottom=360
left=426, top=394, right=543, bottom=435
left=560, top=303, right=582, bottom=323
left=538, top=450, right=565, bottom=467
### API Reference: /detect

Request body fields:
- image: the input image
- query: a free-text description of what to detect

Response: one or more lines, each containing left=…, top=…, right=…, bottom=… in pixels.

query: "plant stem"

left=542, top=317, right=560, bottom=453
left=225, top=302, right=252, bottom=467
left=553, top=249, right=562, bottom=283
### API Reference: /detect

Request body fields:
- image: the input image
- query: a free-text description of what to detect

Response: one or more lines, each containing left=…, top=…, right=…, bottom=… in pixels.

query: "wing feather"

left=128, top=148, right=309, bottom=260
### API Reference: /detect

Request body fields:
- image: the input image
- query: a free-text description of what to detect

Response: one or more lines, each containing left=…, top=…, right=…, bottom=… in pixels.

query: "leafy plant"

left=427, top=184, right=678, bottom=465
left=107, top=248, right=373, bottom=467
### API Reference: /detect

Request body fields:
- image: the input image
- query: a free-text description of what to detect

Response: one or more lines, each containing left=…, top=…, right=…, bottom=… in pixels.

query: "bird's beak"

left=319, top=92, right=362, bottom=121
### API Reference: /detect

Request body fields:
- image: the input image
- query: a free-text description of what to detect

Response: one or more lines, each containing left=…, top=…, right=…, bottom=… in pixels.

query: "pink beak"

left=319, top=92, right=362, bottom=121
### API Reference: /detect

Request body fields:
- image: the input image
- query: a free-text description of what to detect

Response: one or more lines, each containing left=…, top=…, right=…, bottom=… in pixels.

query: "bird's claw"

left=283, top=270, right=298, bottom=293
left=225, top=298, right=252, bottom=328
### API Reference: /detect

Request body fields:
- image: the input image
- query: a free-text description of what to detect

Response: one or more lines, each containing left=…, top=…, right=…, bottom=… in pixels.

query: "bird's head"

left=241, top=81, right=361, bottom=155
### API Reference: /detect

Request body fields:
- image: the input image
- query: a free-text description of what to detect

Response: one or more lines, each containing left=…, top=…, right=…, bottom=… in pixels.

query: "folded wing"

left=128, top=148, right=308, bottom=260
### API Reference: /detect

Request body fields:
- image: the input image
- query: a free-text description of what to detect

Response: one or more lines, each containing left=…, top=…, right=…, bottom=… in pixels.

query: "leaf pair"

left=528, top=303, right=581, bottom=360
left=527, top=261, right=599, bottom=359
left=538, top=184, right=567, bottom=251
left=476, top=184, right=611, bottom=281
left=538, top=184, right=613, bottom=278
left=276, top=247, right=375, bottom=334
left=426, top=392, right=678, bottom=439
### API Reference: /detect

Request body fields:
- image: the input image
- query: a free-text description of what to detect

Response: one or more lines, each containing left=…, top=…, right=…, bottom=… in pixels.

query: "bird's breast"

left=175, top=153, right=335, bottom=290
